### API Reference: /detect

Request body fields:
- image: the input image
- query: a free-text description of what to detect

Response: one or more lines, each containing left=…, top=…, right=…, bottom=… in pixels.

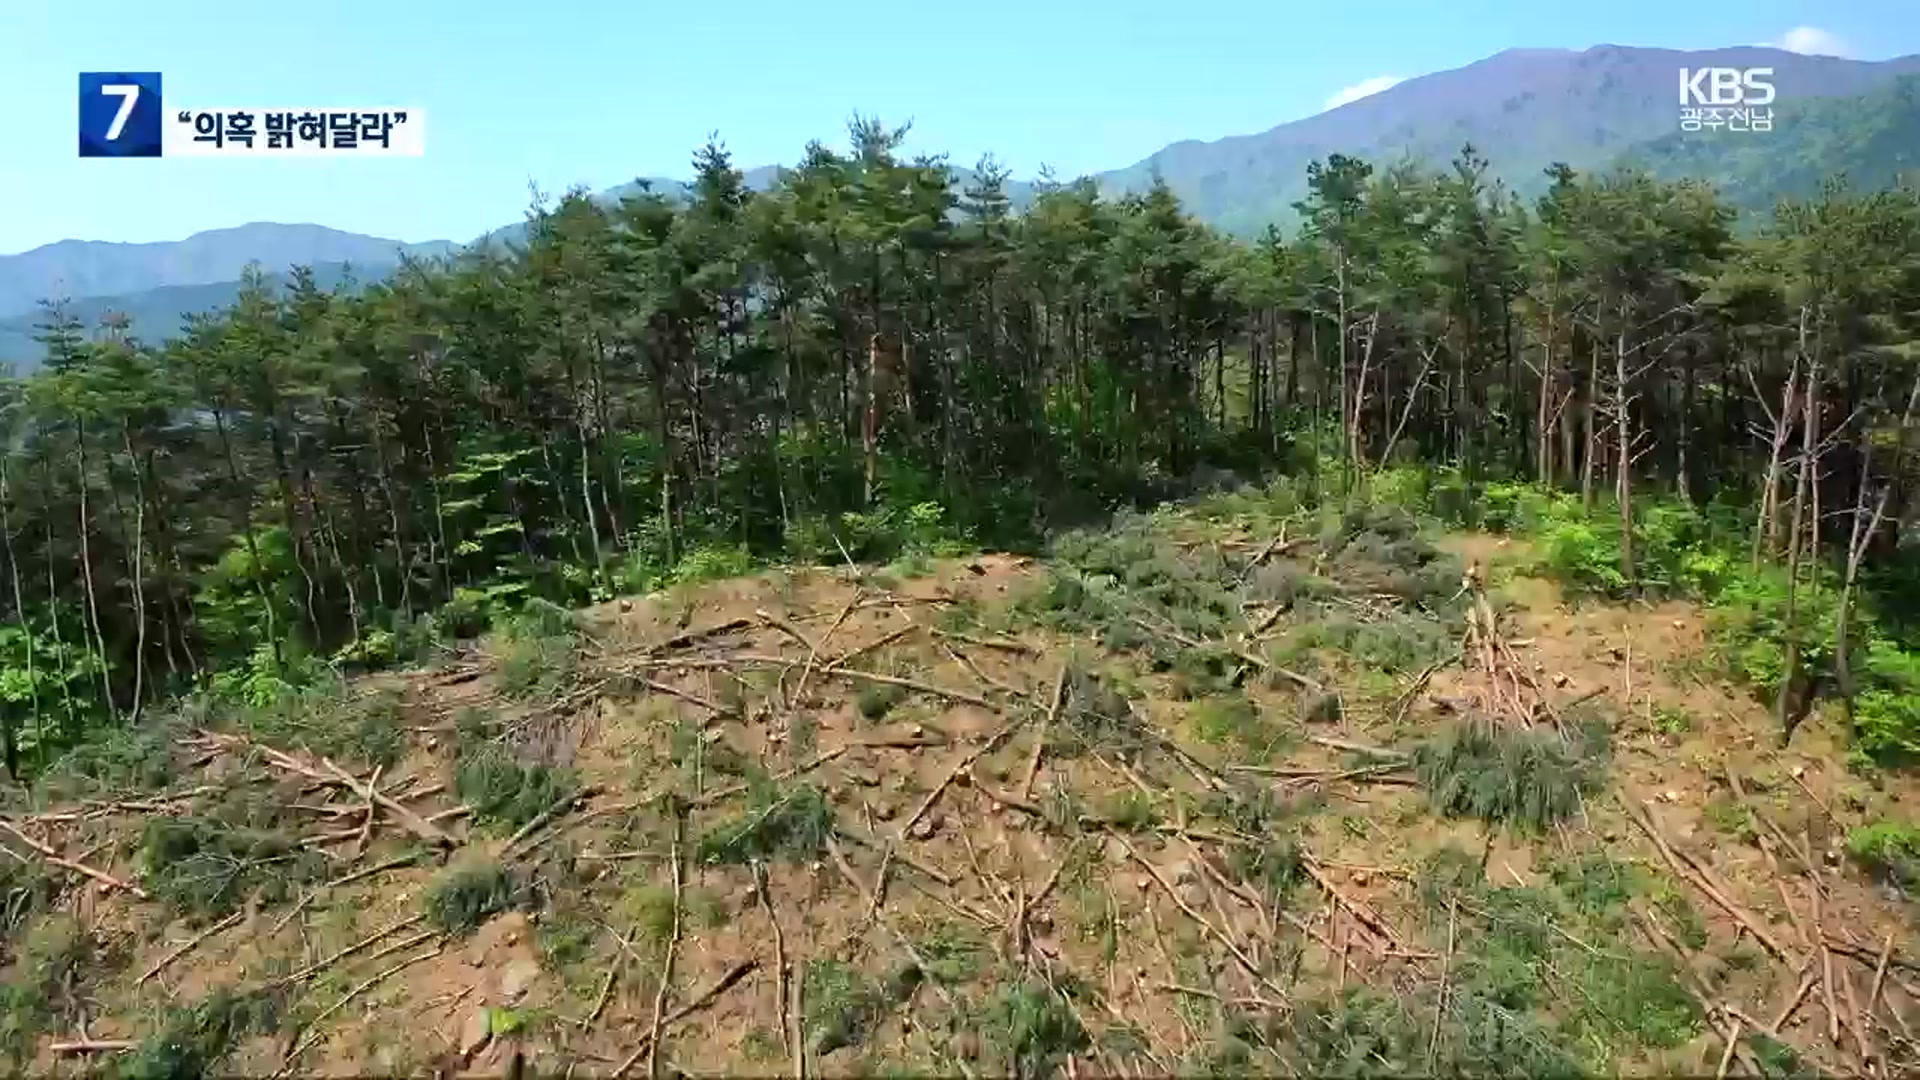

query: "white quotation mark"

left=101, top=83, right=141, bottom=141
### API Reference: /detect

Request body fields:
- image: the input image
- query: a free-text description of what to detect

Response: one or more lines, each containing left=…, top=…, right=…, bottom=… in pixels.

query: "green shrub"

left=1845, top=820, right=1920, bottom=888
left=695, top=784, right=832, bottom=866
left=424, top=861, right=519, bottom=936
left=454, top=746, right=578, bottom=833
left=1413, top=716, right=1610, bottom=832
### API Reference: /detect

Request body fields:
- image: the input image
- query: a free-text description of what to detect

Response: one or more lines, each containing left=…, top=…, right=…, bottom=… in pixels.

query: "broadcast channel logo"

left=77, top=72, right=425, bottom=157
left=79, top=72, right=163, bottom=157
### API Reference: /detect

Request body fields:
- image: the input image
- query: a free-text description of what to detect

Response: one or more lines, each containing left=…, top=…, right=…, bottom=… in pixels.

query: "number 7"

left=101, top=84, right=141, bottom=141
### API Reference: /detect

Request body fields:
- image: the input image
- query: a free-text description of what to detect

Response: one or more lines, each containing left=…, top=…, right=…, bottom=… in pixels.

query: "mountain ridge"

left=0, top=223, right=455, bottom=320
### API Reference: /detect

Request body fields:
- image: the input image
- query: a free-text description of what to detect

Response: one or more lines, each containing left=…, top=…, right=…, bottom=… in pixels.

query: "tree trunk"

left=72, top=418, right=117, bottom=721
left=118, top=421, right=148, bottom=721
left=1777, top=308, right=1820, bottom=742
left=1613, top=320, right=1636, bottom=586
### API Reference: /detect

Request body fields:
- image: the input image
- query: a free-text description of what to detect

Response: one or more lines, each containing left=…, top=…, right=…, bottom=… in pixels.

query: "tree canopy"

left=5, top=121, right=1919, bottom=774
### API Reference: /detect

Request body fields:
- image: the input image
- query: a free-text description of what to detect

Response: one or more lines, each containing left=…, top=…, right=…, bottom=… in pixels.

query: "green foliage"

left=1275, top=985, right=1586, bottom=1078
left=786, top=498, right=971, bottom=567
left=206, top=643, right=330, bottom=712
left=1855, top=637, right=1920, bottom=764
left=215, top=684, right=405, bottom=770
left=975, top=981, right=1090, bottom=1078
left=695, top=784, right=833, bottom=866
left=1845, top=819, right=1920, bottom=888
left=7, top=125, right=1920, bottom=796
left=37, top=720, right=178, bottom=796
left=1413, top=715, right=1610, bottom=831
left=668, top=544, right=755, bottom=587
left=0, top=916, right=92, bottom=1064
left=139, top=802, right=323, bottom=922
left=803, top=959, right=906, bottom=1058
left=1387, top=467, right=1920, bottom=768
left=492, top=619, right=577, bottom=700
left=455, top=744, right=578, bottom=833
left=111, top=987, right=284, bottom=1080
left=855, top=682, right=906, bottom=720
left=1276, top=614, right=1449, bottom=675
left=1408, top=846, right=1704, bottom=1071
left=423, top=860, right=520, bottom=936
left=0, top=611, right=110, bottom=763
left=1186, top=693, right=1292, bottom=761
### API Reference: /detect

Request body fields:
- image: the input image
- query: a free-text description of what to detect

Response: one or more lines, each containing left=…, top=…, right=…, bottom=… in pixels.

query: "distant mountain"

left=0, top=262, right=377, bottom=369
left=1616, top=72, right=1920, bottom=216
left=0, top=223, right=453, bottom=320
left=1091, top=44, right=1920, bottom=235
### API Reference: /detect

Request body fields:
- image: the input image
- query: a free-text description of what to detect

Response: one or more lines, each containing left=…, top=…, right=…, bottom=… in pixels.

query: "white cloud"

left=1324, top=75, right=1405, bottom=111
left=1770, top=26, right=1851, bottom=57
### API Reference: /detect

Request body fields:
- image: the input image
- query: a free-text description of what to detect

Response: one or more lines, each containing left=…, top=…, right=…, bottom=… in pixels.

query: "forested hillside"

left=5, top=116, right=1920, bottom=1078
left=3, top=117, right=1919, bottom=775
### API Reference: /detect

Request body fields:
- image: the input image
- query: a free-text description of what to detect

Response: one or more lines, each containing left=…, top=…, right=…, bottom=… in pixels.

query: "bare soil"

left=5, top=514, right=1916, bottom=1078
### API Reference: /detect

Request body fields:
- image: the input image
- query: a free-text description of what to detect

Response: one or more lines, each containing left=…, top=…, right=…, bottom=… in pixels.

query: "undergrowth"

left=695, top=783, right=833, bottom=866
left=1412, top=714, right=1611, bottom=832
left=139, top=795, right=326, bottom=922
left=454, top=743, right=579, bottom=833
left=1360, top=465, right=1920, bottom=768
left=112, top=986, right=285, bottom=1080
left=424, top=860, right=522, bottom=936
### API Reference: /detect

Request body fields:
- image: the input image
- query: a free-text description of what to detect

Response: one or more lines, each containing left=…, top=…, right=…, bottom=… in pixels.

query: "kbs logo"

left=1677, top=67, right=1776, bottom=133
left=1679, top=67, right=1776, bottom=106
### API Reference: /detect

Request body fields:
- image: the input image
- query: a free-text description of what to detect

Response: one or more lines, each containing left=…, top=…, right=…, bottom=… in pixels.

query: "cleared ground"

left=2, top=493, right=1915, bottom=1078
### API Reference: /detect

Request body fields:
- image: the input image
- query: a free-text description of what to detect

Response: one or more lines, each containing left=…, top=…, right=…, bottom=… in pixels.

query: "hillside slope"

left=1619, top=73, right=1920, bottom=216
left=1, top=498, right=1912, bottom=1077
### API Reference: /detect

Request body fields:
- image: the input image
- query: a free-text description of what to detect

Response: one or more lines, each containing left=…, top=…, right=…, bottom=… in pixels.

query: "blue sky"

left=4, top=0, right=1917, bottom=254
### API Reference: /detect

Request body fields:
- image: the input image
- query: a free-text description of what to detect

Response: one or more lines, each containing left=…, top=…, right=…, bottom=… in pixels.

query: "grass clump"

left=1049, top=665, right=1146, bottom=760
left=1412, top=715, right=1609, bottom=832
left=454, top=744, right=578, bottom=833
left=1186, top=694, right=1290, bottom=761
left=492, top=613, right=579, bottom=700
left=424, top=860, right=520, bottom=936
left=1274, top=986, right=1586, bottom=1078
left=139, top=813, right=321, bottom=923
left=1042, top=519, right=1240, bottom=641
left=0, top=916, right=94, bottom=1064
left=856, top=682, right=907, bottom=721
left=1203, top=783, right=1307, bottom=905
left=974, top=980, right=1090, bottom=1078
left=803, top=959, right=912, bottom=1058
left=38, top=721, right=180, bottom=797
left=1275, top=614, right=1449, bottom=675
left=112, top=986, right=284, bottom=1080
left=1412, top=846, right=1704, bottom=1071
left=695, top=784, right=832, bottom=867
left=224, top=686, right=406, bottom=770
